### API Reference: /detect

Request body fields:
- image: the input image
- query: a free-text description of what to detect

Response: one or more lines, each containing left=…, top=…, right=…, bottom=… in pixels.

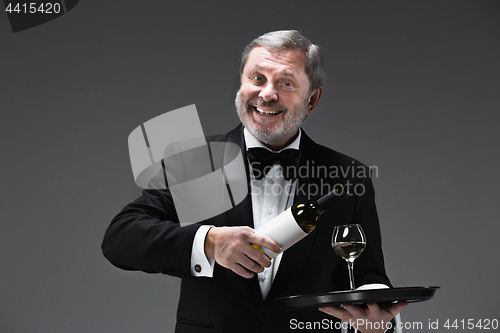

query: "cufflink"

left=194, top=264, right=202, bottom=273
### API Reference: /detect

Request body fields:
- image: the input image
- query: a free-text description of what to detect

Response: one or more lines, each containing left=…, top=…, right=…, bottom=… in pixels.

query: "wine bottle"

left=253, top=184, right=349, bottom=258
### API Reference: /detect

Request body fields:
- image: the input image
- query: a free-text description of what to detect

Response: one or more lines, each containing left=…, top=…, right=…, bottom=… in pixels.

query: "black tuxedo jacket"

left=102, top=124, right=391, bottom=333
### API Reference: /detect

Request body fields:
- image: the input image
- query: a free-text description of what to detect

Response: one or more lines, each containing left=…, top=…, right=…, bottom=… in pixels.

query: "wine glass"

left=332, top=224, right=366, bottom=290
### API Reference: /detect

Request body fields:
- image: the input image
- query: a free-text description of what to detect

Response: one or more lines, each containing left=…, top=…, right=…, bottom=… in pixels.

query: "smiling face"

left=236, top=47, right=322, bottom=150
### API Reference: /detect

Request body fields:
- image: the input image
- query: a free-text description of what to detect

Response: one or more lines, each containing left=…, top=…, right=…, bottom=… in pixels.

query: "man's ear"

left=306, top=87, right=323, bottom=116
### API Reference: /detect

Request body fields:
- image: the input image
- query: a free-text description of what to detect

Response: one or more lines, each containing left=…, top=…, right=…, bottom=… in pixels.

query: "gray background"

left=1, top=1, right=499, bottom=332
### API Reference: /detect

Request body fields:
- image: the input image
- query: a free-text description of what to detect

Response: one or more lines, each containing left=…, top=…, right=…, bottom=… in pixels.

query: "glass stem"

left=346, top=260, right=355, bottom=290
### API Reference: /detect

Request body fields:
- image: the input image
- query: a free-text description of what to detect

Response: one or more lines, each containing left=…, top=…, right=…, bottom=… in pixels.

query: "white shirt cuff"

left=190, top=225, right=215, bottom=277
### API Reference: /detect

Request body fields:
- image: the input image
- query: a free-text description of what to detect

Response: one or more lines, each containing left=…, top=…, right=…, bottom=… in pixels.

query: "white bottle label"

left=254, top=208, right=308, bottom=258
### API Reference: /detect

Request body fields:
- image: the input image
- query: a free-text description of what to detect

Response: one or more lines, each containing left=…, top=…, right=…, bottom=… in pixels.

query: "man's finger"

left=246, top=245, right=272, bottom=268
left=318, top=306, right=351, bottom=321
left=229, top=262, right=255, bottom=279
left=238, top=254, right=266, bottom=274
left=383, top=300, right=408, bottom=316
left=365, top=302, right=381, bottom=314
left=341, top=304, right=368, bottom=318
left=249, top=232, right=281, bottom=254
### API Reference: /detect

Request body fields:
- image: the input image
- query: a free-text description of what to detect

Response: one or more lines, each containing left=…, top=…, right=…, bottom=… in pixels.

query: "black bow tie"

left=246, top=147, right=302, bottom=181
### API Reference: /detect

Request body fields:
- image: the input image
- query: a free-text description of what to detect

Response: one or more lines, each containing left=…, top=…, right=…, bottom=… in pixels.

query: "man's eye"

left=282, top=82, right=293, bottom=88
left=253, top=76, right=263, bottom=81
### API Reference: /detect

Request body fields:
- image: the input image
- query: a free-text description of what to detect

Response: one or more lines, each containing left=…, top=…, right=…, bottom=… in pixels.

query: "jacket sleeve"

left=101, top=189, right=200, bottom=278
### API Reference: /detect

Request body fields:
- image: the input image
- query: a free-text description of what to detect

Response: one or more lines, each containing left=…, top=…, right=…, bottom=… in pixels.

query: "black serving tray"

left=275, top=286, right=439, bottom=310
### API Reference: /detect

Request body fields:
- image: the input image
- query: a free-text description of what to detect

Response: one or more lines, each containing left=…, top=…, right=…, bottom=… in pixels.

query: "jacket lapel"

left=219, top=124, right=254, bottom=228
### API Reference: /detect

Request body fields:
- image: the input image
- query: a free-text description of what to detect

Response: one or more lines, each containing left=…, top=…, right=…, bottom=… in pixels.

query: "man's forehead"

left=244, top=47, right=307, bottom=74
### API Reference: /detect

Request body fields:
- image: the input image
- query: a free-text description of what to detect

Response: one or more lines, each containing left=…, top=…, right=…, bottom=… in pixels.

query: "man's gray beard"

left=235, top=90, right=309, bottom=148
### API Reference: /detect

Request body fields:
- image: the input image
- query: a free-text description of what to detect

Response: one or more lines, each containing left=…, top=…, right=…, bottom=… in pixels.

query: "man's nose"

left=258, top=83, right=278, bottom=102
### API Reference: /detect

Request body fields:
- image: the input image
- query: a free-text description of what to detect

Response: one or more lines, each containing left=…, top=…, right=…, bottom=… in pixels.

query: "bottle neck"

left=316, top=184, right=349, bottom=213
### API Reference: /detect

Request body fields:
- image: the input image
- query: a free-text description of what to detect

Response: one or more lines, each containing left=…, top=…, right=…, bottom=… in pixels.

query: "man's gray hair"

left=239, top=30, right=325, bottom=92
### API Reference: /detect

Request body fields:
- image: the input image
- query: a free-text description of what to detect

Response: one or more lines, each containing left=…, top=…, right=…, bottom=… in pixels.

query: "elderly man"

left=102, top=30, right=406, bottom=333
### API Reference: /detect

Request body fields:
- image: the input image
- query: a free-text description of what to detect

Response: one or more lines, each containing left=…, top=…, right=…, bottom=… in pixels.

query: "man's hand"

left=319, top=301, right=408, bottom=333
left=204, top=226, right=281, bottom=279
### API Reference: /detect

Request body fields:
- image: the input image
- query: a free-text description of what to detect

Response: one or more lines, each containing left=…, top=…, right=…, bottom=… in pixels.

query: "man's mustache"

left=249, top=99, right=287, bottom=112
